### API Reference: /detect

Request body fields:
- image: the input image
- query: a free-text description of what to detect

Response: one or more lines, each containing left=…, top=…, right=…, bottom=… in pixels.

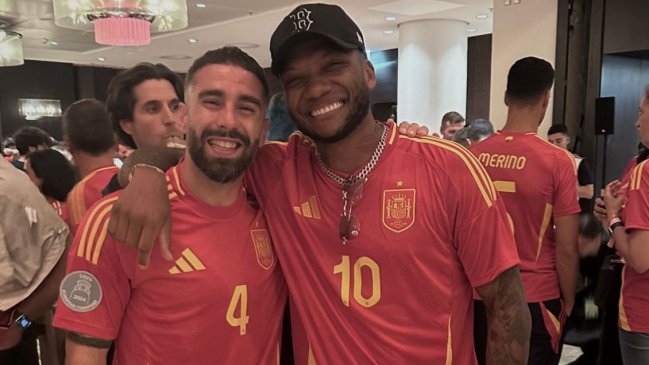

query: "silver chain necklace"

left=317, top=124, right=388, bottom=186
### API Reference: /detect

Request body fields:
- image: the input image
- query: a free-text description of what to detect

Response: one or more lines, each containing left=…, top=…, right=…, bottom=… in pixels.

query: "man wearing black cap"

left=109, top=3, right=531, bottom=364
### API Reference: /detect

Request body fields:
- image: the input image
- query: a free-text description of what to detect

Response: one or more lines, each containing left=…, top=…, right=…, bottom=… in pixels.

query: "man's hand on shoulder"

left=395, top=121, right=431, bottom=137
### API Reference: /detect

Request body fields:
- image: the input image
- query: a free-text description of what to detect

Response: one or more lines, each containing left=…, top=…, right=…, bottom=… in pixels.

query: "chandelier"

left=0, top=30, right=23, bottom=67
left=53, top=0, right=188, bottom=46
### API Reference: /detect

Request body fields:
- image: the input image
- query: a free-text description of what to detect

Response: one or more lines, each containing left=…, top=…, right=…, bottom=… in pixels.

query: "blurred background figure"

left=266, top=92, right=296, bottom=142
left=453, top=118, right=494, bottom=148
left=24, top=149, right=78, bottom=226
left=11, top=127, right=54, bottom=170
left=440, top=111, right=465, bottom=140
left=547, top=124, right=595, bottom=211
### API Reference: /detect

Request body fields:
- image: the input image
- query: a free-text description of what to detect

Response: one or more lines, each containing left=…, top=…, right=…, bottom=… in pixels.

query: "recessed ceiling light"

left=187, top=38, right=198, bottom=44
left=97, top=57, right=106, bottom=61
left=383, top=29, right=395, bottom=35
left=385, top=16, right=397, bottom=22
left=467, top=28, right=477, bottom=32
left=476, top=14, right=488, bottom=19
left=195, top=3, right=207, bottom=8
left=160, top=54, right=192, bottom=60
left=50, top=41, right=59, bottom=46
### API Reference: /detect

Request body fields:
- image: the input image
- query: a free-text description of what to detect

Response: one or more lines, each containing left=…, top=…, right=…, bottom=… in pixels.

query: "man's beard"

left=293, top=85, right=370, bottom=144
left=187, top=126, right=259, bottom=184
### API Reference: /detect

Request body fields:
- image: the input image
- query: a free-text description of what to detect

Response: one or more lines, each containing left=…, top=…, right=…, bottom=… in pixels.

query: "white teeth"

left=310, top=101, right=343, bottom=117
left=208, top=140, right=238, bottom=149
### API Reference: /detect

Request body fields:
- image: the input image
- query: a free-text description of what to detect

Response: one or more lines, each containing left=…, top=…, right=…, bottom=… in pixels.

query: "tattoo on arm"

left=476, top=266, right=531, bottom=365
left=66, top=331, right=113, bottom=349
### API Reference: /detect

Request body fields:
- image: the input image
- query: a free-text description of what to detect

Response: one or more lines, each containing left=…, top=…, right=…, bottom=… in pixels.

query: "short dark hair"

left=106, top=62, right=184, bottom=149
left=63, top=99, right=115, bottom=156
left=505, top=57, right=555, bottom=106
left=442, top=111, right=465, bottom=125
left=547, top=124, right=568, bottom=136
left=13, top=126, right=54, bottom=156
left=186, top=47, right=269, bottom=102
left=579, top=212, right=603, bottom=240
left=26, top=149, right=78, bottom=202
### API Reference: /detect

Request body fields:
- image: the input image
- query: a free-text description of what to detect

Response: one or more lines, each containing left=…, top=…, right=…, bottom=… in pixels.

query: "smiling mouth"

left=206, top=138, right=241, bottom=151
left=165, top=136, right=185, bottom=148
left=310, top=101, right=344, bottom=117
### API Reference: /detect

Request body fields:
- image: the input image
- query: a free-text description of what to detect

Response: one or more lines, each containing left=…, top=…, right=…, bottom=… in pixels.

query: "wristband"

left=609, top=220, right=624, bottom=234
left=608, top=217, right=622, bottom=226
left=128, top=163, right=165, bottom=182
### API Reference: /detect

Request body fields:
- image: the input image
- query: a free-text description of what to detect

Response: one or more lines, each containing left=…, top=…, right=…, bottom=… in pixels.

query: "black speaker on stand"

left=595, top=96, right=615, bottom=188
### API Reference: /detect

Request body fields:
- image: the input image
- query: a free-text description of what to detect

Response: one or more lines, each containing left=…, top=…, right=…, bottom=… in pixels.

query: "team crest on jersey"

left=250, top=229, right=275, bottom=270
left=382, top=189, right=416, bottom=233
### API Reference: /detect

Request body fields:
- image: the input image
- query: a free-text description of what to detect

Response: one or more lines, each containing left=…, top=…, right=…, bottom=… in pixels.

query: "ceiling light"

left=0, top=30, right=24, bottom=67
left=385, top=16, right=397, bottom=22
left=97, top=57, right=105, bottom=62
left=467, top=28, right=477, bottom=32
left=383, top=30, right=395, bottom=35
left=50, top=41, right=59, bottom=46
left=53, top=0, right=188, bottom=46
left=195, top=3, right=207, bottom=8
left=476, top=14, right=488, bottom=19
left=187, top=38, right=198, bottom=44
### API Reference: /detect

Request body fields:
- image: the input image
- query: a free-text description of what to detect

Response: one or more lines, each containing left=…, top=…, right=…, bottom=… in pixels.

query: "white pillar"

left=397, top=19, right=467, bottom=132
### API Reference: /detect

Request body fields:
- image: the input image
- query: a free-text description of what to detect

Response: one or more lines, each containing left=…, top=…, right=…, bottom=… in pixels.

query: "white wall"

left=489, top=0, right=558, bottom=137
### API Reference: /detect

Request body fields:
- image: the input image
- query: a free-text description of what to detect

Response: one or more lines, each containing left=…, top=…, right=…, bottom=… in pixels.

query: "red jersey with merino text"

left=245, top=122, right=519, bottom=364
left=66, top=165, right=119, bottom=235
left=471, top=131, right=580, bottom=302
left=619, top=159, right=649, bottom=332
left=54, top=162, right=286, bottom=365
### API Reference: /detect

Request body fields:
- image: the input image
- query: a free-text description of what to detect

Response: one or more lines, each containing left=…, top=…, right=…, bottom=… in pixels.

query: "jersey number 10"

left=333, top=255, right=381, bottom=308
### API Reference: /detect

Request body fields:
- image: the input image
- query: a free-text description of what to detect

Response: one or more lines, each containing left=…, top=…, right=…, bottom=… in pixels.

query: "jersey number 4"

left=227, top=284, right=249, bottom=335
left=333, top=255, right=381, bottom=308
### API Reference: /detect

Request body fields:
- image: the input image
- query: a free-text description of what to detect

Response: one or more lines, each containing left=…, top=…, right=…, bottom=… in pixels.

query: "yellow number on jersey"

left=226, top=284, right=249, bottom=335
left=333, top=255, right=381, bottom=308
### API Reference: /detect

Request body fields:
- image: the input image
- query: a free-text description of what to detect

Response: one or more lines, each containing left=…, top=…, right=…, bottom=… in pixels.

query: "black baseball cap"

left=270, top=3, right=365, bottom=76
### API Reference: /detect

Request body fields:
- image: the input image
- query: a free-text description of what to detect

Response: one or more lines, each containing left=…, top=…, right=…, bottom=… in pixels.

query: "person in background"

left=440, top=111, right=466, bottom=140
left=471, top=57, right=580, bottom=365
left=24, top=149, right=78, bottom=226
left=453, top=118, right=494, bottom=148
left=63, top=99, right=119, bottom=235
left=0, top=159, right=69, bottom=365
left=12, top=126, right=54, bottom=170
left=266, top=92, right=296, bottom=142
left=602, top=84, right=649, bottom=365
left=547, top=124, right=594, bottom=211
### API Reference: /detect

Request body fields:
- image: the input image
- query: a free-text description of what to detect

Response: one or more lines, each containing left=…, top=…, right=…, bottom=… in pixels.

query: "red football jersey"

left=471, top=131, right=581, bottom=302
left=66, top=165, right=119, bottom=235
left=619, top=159, right=649, bottom=332
left=54, top=162, right=287, bottom=365
left=245, top=122, right=519, bottom=364
left=49, top=199, right=69, bottom=227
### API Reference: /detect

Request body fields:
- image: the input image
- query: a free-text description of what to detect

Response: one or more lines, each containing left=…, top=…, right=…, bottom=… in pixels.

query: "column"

left=397, top=19, right=467, bottom=132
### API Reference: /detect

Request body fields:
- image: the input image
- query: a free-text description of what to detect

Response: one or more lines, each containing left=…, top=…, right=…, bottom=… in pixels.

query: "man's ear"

left=364, top=59, right=377, bottom=90
left=119, top=119, right=134, bottom=136
left=179, top=103, right=188, bottom=134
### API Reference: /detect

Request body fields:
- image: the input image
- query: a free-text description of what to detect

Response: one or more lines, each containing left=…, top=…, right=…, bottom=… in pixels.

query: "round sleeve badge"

left=60, top=271, right=103, bottom=312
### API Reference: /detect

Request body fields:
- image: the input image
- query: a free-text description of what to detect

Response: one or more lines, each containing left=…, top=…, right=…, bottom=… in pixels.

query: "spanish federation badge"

left=382, top=188, right=416, bottom=233
left=250, top=229, right=275, bottom=270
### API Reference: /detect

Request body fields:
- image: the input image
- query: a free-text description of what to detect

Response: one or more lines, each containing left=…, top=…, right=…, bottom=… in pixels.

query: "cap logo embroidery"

left=290, top=8, right=313, bottom=32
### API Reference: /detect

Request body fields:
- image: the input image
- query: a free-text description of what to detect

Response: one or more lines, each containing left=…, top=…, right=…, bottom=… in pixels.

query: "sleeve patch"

left=60, top=271, right=103, bottom=312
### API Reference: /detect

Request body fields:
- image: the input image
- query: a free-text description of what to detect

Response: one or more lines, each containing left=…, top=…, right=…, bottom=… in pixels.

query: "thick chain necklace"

left=318, top=124, right=388, bottom=186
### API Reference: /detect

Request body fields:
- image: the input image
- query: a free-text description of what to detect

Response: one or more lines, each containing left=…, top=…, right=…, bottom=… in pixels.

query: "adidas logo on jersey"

left=169, top=248, right=206, bottom=274
left=293, top=195, right=321, bottom=219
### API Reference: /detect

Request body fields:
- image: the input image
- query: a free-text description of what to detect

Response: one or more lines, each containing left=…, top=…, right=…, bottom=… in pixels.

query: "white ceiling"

left=1, top=0, right=493, bottom=72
